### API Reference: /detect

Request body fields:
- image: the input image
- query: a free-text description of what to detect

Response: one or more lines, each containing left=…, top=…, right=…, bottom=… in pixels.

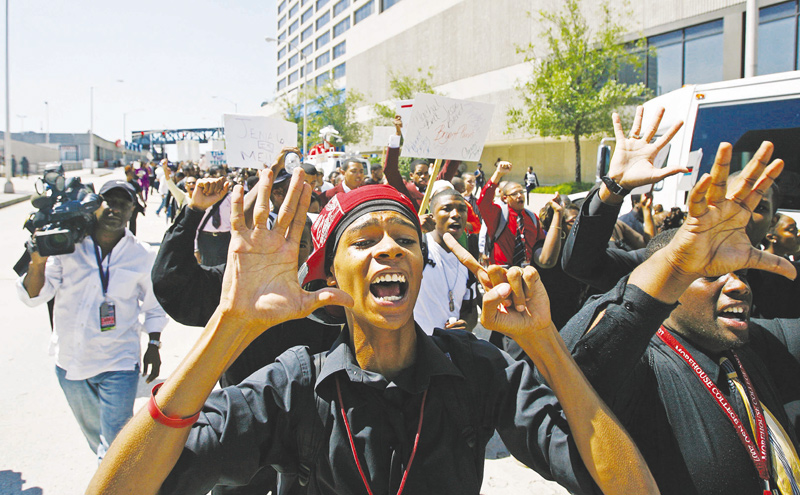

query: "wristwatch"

left=601, top=176, right=631, bottom=197
left=148, top=339, right=162, bottom=349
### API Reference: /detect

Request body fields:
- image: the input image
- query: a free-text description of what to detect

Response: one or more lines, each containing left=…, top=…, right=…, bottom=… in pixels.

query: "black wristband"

left=601, top=176, right=631, bottom=197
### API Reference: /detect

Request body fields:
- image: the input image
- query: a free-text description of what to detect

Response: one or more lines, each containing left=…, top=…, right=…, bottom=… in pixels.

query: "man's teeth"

left=373, top=273, right=406, bottom=284
left=376, top=295, right=403, bottom=302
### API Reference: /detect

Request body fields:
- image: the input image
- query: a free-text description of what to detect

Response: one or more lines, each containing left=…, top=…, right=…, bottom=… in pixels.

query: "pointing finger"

left=443, top=232, right=492, bottom=288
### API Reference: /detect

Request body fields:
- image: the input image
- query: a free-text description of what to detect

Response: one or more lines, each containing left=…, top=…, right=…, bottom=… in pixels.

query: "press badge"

left=100, top=300, right=116, bottom=331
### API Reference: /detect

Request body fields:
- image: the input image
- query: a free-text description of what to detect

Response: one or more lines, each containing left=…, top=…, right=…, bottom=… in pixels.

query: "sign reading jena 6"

left=223, top=114, right=298, bottom=169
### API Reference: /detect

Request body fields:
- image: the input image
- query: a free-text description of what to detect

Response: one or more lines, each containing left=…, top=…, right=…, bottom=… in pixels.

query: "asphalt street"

left=0, top=168, right=568, bottom=495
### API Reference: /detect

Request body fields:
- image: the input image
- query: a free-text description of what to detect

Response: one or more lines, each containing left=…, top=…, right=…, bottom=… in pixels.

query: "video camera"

left=23, top=164, right=102, bottom=256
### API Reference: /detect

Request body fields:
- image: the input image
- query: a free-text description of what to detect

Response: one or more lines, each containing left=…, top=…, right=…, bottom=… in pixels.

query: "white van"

left=598, top=70, right=800, bottom=217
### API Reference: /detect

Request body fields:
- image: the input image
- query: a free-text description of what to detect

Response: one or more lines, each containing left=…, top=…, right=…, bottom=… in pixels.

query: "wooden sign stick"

left=418, top=158, right=442, bottom=214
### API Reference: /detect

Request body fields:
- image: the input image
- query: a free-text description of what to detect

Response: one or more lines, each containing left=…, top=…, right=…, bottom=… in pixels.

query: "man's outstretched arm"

left=87, top=169, right=353, bottom=495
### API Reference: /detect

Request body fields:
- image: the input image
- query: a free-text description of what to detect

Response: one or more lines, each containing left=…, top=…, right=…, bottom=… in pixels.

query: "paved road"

left=0, top=168, right=568, bottom=495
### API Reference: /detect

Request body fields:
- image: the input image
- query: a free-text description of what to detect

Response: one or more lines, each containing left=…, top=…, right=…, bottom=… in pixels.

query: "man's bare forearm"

left=22, top=261, right=46, bottom=298
left=87, top=308, right=261, bottom=495
left=515, top=326, right=659, bottom=495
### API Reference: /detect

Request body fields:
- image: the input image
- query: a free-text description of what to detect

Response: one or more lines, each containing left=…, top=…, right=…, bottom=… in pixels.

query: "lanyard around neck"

left=657, top=327, right=772, bottom=492
left=92, top=238, right=112, bottom=296
left=335, top=375, right=428, bottom=495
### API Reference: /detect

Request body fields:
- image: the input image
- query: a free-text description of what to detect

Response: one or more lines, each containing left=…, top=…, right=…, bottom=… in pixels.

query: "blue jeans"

left=156, top=194, right=168, bottom=215
left=55, top=365, right=139, bottom=460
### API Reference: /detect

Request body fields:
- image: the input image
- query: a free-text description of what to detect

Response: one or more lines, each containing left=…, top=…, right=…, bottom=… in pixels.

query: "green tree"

left=507, top=0, right=650, bottom=182
left=373, top=67, right=439, bottom=124
left=280, top=80, right=366, bottom=149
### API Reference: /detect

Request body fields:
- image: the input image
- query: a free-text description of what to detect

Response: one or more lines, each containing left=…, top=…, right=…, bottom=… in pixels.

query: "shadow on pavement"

left=0, top=470, right=43, bottom=495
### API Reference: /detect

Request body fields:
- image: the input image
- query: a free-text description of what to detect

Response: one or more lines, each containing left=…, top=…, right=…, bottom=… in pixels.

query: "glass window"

left=381, top=0, right=401, bottom=11
left=354, top=0, right=374, bottom=23
left=317, top=0, right=330, bottom=9
left=278, top=62, right=286, bottom=75
left=316, top=31, right=330, bottom=49
left=278, top=31, right=287, bottom=42
left=278, top=0, right=286, bottom=13
left=316, top=72, right=330, bottom=86
left=758, top=1, right=799, bottom=75
left=317, top=10, right=330, bottom=29
left=649, top=31, right=683, bottom=95
left=278, top=78, right=287, bottom=90
left=334, top=0, right=350, bottom=17
left=278, top=46, right=287, bottom=60
left=278, top=15, right=287, bottom=28
left=302, top=43, right=313, bottom=58
left=289, top=53, right=299, bottom=68
left=316, top=51, right=330, bottom=69
left=288, top=70, right=299, bottom=85
left=305, top=61, right=313, bottom=75
left=333, top=62, right=346, bottom=79
left=301, top=25, right=314, bottom=42
left=290, top=36, right=298, bottom=49
left=302, top=7, right=314, bottom=24
left=288, top=19, right=299, bottom=35
left=333, top=17, right=350, bottom=37
left=333, top=40, right=346, bottom=59
left=302, top=0, right=311, bottom=5
left=289, top=2, right=299, bottom=18
left=690, top=97, right=800, bottom=209
left=683, top=20, right=723, bottom=85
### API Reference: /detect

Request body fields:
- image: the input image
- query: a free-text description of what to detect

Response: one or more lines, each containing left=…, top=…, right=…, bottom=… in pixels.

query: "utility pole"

left=4, top=0, right=13, bottom=193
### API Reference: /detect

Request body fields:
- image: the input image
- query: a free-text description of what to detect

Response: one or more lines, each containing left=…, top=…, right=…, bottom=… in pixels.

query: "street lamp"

left=4, top=0, right=12, bottom=193
left=44, top=101, right=49, bottom=144
left=266, top=36, right=308, bottom=155
left=211, top=95, right=238, bottom=113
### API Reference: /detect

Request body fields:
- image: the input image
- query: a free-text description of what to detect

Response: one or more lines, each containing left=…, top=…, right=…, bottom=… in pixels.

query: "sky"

left=2, top=0, right=278, bottom=143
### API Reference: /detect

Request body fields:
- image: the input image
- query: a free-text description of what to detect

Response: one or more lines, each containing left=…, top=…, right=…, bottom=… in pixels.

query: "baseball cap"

left=98, top=180, right=136, bottom=203
left=301, top=184, right=420, bottom=286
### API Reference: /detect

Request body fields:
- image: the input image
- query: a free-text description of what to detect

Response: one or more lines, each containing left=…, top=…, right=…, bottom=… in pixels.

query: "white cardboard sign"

left=400, top=94, right=494, bottom=161
left=371, top=126, right=396, bottom=147
left=223, top=114, right=297, bottom=169
left=395, top=99, right=415, bottom=129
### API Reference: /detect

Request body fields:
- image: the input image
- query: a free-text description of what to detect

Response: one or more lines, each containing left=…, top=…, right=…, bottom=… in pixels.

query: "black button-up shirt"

left=161, top=326, right=598, bottom=495
left=560, top=276, right=800, bottom=494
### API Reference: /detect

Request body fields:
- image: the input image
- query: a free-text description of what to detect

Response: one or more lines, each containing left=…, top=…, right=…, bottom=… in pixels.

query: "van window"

left=691, top=97, right=800, bottom=209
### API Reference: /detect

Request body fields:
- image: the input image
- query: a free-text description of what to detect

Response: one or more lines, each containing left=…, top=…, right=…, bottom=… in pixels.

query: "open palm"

left=219, top=169, right=352, bottom=334
left=608, top=106, right=686, bottom=190
left=666, top=141, right=795, bottom=280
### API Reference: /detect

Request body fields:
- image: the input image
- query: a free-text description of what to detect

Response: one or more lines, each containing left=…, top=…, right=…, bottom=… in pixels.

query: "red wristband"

left=147, top=383, right=201, bottom=428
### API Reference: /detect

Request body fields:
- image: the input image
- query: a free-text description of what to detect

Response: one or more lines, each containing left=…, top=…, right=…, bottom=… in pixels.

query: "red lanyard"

left=335, top=375, right=428, bottom=495
left=657, top=327, right=772, bottom=494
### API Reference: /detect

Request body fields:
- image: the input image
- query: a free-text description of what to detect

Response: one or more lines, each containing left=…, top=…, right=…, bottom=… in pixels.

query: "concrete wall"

left=0, top=139, right=60, bottom=165
left=477, top=136, right=601, bottom=186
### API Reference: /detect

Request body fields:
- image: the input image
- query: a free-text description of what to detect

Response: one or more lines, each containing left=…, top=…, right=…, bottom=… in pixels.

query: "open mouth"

left=717, top=306, right=749, bottom=329
left=447, top=222, right=462, bottom=232
left=369, top=273, right=409, bottom=303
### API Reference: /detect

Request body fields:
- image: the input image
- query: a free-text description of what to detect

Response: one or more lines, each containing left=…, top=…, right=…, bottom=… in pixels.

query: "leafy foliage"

left=507, top=0, right=650, bottom=182
left=373, top=67, right=440, bottom=124
left=532, top=182, right=595, bottom=195
left=280, top=80, right=366, bottom=149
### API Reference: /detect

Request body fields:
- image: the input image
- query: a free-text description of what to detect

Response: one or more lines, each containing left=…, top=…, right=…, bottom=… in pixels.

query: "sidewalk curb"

left=0, top=194, right=32, bottom=209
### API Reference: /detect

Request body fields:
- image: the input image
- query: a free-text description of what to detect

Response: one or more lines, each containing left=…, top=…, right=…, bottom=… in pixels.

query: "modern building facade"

left=269, top=0, right=800, bottom=184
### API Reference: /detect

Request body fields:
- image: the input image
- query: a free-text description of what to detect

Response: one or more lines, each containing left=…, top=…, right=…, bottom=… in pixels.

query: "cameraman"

left=16, top=179, right=167, bottom=462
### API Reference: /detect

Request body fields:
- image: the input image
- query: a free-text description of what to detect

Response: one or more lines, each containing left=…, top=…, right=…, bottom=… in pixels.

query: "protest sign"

left=400, top=94, right=494, bottom=161
left=209, top=150, right=227, bottom=167
left=223, top=114, right=297, bottom=169
left=371, top=126, right=396, bottom=147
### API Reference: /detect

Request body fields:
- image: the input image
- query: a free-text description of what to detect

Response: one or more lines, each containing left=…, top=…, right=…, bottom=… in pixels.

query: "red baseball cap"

left=301, top=184, right=420, bottom=286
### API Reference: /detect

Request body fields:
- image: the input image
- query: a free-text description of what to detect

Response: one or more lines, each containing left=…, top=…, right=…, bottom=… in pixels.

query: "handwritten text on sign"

left=400, top=94, right=494, bottom=161
left=224, top=114, right=297, bottom=169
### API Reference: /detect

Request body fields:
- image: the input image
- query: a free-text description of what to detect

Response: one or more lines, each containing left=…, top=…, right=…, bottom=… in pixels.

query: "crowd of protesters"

left=16, top=103, right=800, bottom=495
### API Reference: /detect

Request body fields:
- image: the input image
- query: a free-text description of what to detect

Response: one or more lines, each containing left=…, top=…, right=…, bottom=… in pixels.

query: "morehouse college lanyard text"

left=657, top=326, right=772, bottom=494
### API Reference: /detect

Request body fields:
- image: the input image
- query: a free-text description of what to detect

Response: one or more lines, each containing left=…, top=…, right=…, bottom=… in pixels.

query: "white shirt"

left=198, top=193, right=232, bottom=233
left=16, top=231, right=168, bottom=380
left=155, top=166, right=168, bottom=195
left=320, top=181, right=334, bottom=193
left=414, top=233, right=471, bottom=334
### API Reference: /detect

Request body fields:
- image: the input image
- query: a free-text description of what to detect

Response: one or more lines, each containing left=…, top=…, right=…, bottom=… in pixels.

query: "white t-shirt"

left=414, top=233, right=472, bottom=334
